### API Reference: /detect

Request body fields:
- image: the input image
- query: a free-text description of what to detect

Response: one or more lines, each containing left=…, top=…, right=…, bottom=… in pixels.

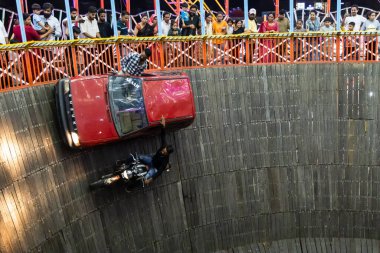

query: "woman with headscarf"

left=148, top=14, right=158, bottom=36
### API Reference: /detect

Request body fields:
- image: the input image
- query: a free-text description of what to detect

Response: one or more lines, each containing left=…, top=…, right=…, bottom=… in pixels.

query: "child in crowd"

left=320, top=17, right=335, bottom=60
left=72, top=26, right=81, bottom=40
left=294, top=20, right=306, bottom=60
left=31, top=3, right=48, bottom=34
left=227, top=19, right=234, bottom=35
left=320, top=17, right=335, bottom=32
left=180, top=3, right=189, bottom=23
left=344, top=22, right=358, bottom=60
left=347, top=22, right=355, bottom=32
left=294, top=20, right=306, bottom=32
left=168, top=20, right=180, bottom=36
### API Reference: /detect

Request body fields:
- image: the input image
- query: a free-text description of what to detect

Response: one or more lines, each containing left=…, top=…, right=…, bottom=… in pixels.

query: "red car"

left=55, top=72, right=195, bottom=148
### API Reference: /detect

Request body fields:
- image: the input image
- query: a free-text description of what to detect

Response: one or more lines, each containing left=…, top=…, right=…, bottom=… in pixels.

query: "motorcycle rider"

left=116, top=116, right=173, bottom=189
left=140, top=116, right=173, bottom=185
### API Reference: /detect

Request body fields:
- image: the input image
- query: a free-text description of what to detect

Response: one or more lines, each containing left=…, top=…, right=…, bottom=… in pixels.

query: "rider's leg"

left=144, top=167, right=158, bottom=180
left=138, top=155, right=153, bottom=167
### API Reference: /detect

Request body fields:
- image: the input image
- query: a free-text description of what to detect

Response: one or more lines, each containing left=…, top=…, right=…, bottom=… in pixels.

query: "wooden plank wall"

left=0, top=63, right=380, bottom=253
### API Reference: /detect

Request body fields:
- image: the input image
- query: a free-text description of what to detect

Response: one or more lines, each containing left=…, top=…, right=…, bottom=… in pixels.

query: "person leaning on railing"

left=80, top=6, right=100, bottom=39
left=62, top=7, right=82, bottom=40
left=294, top=20, right=306, bottom=61
left=258, top=12, right=279, bottom=63
left=360, top=11, right=380, bottom=61
left=275, top=9, right=290, bottom=33
left=305, top=10, right=321, bottom=61
left=134, top=14, right=154, bottom=37
left=161, top=12, right=171, bottom=36
left=212, top=12, right=228, bottom=64
left=119, top=48, right=152, bottom=76
left=40, top=3, right=62, bottom=41
left=98, top=8, right=113, bottom=38
left=305, top=10, right=320, bottom=32
left=181, top=5, right=200, bottom=36
left=343, top=5, right=367, bottom=31
left=13, top=13, right=54, bottom=42
left=117, top=11, right=130, bottom=36
left=319, top=17, right=335, bottom=61
left=244, top=8, right=258, bottom=63
left=231, top=19, right=245, bottom=64
left=343, top=22, right=359, bottom=60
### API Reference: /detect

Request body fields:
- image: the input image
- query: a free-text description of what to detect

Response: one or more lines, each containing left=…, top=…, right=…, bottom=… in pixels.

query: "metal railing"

left=0, top=32, right=379, bottom=92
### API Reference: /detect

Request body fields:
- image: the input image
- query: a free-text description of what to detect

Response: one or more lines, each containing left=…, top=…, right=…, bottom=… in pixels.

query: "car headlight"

left=64, top=80, right=70, bottom=94
left=71, top=132, right=80, bottom=146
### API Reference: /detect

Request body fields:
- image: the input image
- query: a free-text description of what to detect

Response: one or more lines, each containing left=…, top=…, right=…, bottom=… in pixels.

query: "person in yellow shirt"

left=212, top=12, right=228, bottom=64
left=245, top=8, right=258, bottom=63
left=245, top=8, right=258, bottom=33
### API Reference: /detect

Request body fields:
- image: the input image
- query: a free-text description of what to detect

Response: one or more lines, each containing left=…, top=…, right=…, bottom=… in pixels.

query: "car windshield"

left=108, top=75, right=148, bottom=136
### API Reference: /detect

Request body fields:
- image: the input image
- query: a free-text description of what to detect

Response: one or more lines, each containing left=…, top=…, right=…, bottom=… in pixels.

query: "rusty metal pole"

left=225, top=0, right=229, bottom=16
left=275, top=0, right=280, bottom=17
left=176, top=0, right=180, bottom=15
left=326, top=0, right=331, bottom=15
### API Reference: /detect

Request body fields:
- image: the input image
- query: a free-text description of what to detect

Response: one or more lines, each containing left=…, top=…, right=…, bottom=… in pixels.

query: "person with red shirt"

left=258, top=12, right=279, bottom=63
left=13, top=13, right=53, bottom=42
left=12, top=13, right=53, bottom=83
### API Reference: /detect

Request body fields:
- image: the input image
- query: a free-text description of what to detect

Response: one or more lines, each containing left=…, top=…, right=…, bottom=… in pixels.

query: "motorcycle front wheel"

left=89, top=175, right=121, bottom=190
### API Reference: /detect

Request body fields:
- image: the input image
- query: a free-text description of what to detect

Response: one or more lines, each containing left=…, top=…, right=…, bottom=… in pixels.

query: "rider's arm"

left=160, top=116, right=167, bottom=146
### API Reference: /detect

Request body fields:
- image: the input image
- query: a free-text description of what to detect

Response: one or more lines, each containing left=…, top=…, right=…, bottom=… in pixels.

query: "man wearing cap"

left=119, top=48, right=152, bottom=76
left=245, top=8, right=258, bottom=33
left=245, top=8, right=258, bottom=63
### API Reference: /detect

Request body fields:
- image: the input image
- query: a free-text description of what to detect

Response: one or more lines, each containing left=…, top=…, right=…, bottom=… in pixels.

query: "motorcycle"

left=89, top=154, right=148, bottom=190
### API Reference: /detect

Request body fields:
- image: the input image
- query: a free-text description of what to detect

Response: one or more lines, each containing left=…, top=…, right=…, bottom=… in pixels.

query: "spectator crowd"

left=0, top=2, right=379, bottom=64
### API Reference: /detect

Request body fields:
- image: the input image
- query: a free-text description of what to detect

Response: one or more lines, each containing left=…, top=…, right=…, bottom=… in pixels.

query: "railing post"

left=71, top=43, right=79, bottom=76
left=23, top=45, right=34, bottom=85
left=225, top=0, right=229, bottom=16
left=115, top=39, right=122, bottom=71
left=202, top=38, right=207, bottom=67
left=275, top=0, right=280, bottom=18
left=160, top=39, right=165, bottom=69
left=245, top=35, right=250, bottom=64
left=290, top=33, right=294, bottom=63
left=336, top=33, right=341, bottom=62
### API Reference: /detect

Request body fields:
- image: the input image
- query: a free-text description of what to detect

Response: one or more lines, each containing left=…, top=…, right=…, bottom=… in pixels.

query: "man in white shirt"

left=161, top=12, right=171, bottom=36
left=80, top=6, right=100, bottom=38
left=344, top=5, right=366, bottom=31
left=40, top=3, right=62, bottom=41
left=0, top=20, right=8, bottom=44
